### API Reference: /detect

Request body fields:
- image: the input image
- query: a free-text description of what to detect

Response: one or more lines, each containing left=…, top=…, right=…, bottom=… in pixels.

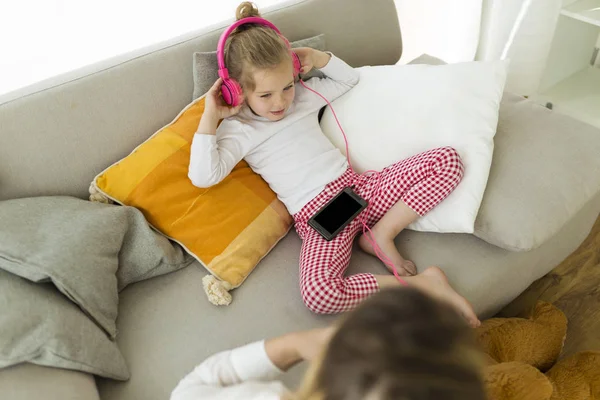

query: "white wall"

left=394, top=0, right=482, bottom=64
left=394, top=0, right=563, bottom=96
left=476, top=0, right=561, bottom=95
left=0, top=0, right=284, bottom=97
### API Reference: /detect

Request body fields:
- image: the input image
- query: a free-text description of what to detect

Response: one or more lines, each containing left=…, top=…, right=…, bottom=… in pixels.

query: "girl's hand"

left=204, top=77, right=243, bottom=120
left=293, top=47, right=331, bottom=74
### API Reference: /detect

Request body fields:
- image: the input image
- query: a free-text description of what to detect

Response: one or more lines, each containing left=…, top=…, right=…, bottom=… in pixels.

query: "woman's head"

left=294, top=288, right=486, bottom=400
left=226, top=2, right=296, bottom=121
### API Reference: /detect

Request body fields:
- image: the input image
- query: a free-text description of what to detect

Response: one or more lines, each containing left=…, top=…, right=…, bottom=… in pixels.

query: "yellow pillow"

left=90, top=96, right=292, bottom=305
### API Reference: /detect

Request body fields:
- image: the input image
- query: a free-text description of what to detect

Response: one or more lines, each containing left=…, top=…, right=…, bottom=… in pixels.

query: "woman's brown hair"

left=293, top=287, right=486, bottom=400
left=225, top=2, right=293, bottom=92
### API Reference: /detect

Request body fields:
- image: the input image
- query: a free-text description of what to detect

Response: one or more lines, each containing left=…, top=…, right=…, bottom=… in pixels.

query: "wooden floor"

left=497, top=214, right=600, bottom=358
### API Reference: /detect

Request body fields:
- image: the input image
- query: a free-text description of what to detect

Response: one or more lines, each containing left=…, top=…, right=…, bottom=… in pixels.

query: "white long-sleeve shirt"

left=189, top=54, right=359, bottom=215
left=170, top=341, right=288, bottom=400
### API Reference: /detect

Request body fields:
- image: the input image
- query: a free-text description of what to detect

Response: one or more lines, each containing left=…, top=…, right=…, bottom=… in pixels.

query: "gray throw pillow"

left=0, top=269, right=129, bottom=380
left=0, top=197, right=193, bottom=340
left=192, top=34, right=326, bottom=100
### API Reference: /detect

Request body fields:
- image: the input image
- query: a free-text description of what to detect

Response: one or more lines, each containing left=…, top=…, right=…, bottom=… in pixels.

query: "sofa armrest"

left=0, top=364, right=100, bottom=400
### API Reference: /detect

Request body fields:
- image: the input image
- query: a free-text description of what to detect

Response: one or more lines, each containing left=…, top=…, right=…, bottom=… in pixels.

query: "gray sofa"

left=2, top=0, right=600, bottom=399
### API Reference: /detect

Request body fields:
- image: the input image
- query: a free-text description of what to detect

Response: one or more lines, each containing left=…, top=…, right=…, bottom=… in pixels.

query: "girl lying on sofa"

left=188, top=1, right=478, bottom=327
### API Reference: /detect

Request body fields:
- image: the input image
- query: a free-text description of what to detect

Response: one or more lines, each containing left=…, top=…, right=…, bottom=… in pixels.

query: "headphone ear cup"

left=220, top=79, right=234, bottom=106
left=221, top=79, right=243, bottom=107
left=292, top=52, right=302, bottom=77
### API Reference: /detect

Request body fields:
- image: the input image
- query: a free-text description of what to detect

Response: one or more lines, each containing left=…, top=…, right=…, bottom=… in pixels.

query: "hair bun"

left=236, top=2, right=261, bottom=20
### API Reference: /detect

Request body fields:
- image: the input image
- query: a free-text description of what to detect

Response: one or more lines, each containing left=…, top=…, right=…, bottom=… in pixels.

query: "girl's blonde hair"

left=289, top=288, right=487, bottom=400
left=226, top=2, right=293, bottom=92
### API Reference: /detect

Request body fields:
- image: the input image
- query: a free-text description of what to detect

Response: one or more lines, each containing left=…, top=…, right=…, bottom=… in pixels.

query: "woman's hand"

left=204, top=77, right=243, bottom=120
left=265, top=326, right=336, bottom=371
left=294, top=326, right=336, bottom=362
left=293, top=47, right=331, bottom=74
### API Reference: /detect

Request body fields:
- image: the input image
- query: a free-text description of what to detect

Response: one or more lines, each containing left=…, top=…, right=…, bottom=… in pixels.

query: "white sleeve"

left=170, top=341, right=287, bottom=400
left=188, top=118, right=251, bottom=188
left=303, top=52, right=360, bottom=102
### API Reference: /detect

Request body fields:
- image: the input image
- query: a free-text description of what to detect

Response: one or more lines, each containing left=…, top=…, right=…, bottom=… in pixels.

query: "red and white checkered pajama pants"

left=293, top=146, right=464, bottom=314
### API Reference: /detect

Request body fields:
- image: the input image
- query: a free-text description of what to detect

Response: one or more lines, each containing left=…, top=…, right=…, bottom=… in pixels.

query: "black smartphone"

left=308, top=187, right=368, bottom=241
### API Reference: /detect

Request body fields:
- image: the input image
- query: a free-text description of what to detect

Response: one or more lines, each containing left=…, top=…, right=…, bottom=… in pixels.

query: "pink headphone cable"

left=299, top=80, right=409, bottom=286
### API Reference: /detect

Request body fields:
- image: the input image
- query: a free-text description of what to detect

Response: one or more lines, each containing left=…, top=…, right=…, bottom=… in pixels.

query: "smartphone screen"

left=312, top=191, right=364, bottom=235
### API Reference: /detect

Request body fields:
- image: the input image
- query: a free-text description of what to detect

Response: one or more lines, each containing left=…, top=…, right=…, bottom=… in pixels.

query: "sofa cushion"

left=192, top=34, right=326, bottom=101
left=408, top=54, right=447, bottom=66
left=0, top=196, right=192, bottom=340
left=0, top=364, right=100, bottom=400
left=0, top=269, right=129, bottom=380
left=409, top=54, right=600, bottom=251
left=91, top=96, right=292, bottom=305
left=475, top=93, right=600, bottom=251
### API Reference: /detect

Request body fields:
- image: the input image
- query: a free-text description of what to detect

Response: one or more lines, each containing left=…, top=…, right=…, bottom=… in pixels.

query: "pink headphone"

left=216, top=17, right=302, bottom=107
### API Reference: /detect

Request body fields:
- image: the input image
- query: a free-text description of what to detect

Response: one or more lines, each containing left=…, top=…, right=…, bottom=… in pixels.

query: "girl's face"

left=245, top=59, right=295, bottom=121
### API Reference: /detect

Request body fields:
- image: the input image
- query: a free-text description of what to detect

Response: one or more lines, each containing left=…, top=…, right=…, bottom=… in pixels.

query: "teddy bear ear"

left=476, top=301, right=567, bottom=370
left=485, top=362, right=553, bottom=400
left=530, top=301, right=567, bottom=330
left=545, top=351, right=600, bottom=399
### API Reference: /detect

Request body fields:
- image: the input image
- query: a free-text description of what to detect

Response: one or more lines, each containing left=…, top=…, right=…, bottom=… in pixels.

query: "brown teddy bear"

left=476, top=301, right=600, bottom=400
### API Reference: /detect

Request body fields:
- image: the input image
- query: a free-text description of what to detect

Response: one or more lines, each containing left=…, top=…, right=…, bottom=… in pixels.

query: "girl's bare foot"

left=411, top=267, right=480, bottom=328
left=358, top=234, right=417, bottom=276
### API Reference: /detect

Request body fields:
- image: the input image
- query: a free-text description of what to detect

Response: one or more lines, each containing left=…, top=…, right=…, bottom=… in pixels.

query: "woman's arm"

left=170, top=328, right=334, bottom=400
left=265, top=327, right=334, bottom=371
left=170, top=340, right=285, bottom=400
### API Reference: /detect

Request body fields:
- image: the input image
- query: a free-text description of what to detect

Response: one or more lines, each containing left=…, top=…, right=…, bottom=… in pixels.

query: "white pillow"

left=320, top=61, right=508, bottom=233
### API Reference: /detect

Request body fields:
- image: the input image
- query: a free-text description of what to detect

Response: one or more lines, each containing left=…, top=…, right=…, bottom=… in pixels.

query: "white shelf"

left=532, top=67, right=600, bottom=128
left=561, top=0, right=600, bottom=27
